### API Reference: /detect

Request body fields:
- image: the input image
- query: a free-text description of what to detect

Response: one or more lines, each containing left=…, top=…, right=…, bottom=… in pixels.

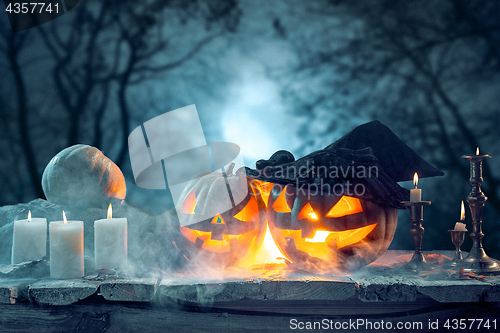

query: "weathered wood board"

left=29, top=279, right=101, bottom=306
left=1, top=250, right=500, bottom=333
left=100, top=278, right=159, bottom=302
left=1, top=299, right=500, bottom=333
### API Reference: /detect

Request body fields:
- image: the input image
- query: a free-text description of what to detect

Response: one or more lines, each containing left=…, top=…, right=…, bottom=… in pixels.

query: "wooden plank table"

left=1, top=251, right=500, bottom=332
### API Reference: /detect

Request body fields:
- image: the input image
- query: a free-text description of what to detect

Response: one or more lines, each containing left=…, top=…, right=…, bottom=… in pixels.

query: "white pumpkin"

left=42, top=144, right=126, bottom=207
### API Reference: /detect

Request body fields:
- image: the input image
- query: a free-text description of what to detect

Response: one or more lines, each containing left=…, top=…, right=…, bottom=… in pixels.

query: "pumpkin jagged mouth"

left=179, top=226, right=256, bottom=253
left=284, top=223, right=377, bottom=249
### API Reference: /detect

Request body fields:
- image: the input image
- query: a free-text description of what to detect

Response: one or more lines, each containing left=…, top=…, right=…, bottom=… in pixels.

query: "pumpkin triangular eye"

left=234, top=197, right=258, bottom=221
left=272, top=187, right=291, bottom=213
left=211, top=214, right=225, bottom=224
left=181, top=190, right=200, bottom=214
left=326, top=196, right=363, bottom=218
left=297, top=202, right=319, bottom=220
left=256, top=181, right=273, bottom=207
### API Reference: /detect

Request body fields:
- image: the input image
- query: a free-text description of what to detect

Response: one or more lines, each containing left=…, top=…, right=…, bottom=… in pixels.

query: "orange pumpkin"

left=173, top=165, right=266, bottom=268
left=267, top=184, right=398, bottom=272
left=243, top=121, right=445, bottom=272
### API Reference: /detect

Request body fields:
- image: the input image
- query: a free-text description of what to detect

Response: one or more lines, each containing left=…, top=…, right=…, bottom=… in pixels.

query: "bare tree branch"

left=7, top=32, right=44, bottom=199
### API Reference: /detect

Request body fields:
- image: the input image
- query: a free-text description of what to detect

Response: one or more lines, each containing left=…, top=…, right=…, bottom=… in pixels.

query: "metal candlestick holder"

left=401, top=200, right=437, bottom=272
left=455, top=152, right=500, bottom=274
left=443, top=230, right=466, bottom=268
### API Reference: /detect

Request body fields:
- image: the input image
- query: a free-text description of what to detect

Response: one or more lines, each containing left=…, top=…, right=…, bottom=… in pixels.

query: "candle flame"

left=28, top=210, right=31, bottom=222
left=107, top=203, right=112, bottom=219
left=413, top=173, right=419, bottom=187
left=476, top=147, right=479, bottom=155
left=63, top=211, right=68, bottom=224
left=461, top=201, right=465, bottom=221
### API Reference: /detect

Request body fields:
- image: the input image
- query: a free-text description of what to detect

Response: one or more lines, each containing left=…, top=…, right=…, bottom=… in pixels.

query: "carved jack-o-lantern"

left=267, top=184, right=398, bottom=272
left=173, top=164, right=266, bottom=267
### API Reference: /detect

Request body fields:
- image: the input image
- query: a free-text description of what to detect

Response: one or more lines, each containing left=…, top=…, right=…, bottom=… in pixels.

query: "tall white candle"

left=410, top=172, right=422, bottom=202
left=94, top=204, right=127, bottom=269
left=49, top=211, right=84, bottom=279
left=11, top=211, right=47, bottom=264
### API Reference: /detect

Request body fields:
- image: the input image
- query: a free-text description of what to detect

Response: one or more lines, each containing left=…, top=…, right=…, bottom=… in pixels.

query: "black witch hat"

left=245, top=120, right=444, bottom=209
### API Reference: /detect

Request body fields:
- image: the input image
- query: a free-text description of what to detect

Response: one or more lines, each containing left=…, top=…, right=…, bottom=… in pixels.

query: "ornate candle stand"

left=401, top=201, right=437, bottom=272
left=455, top=153, right=500, bottom=274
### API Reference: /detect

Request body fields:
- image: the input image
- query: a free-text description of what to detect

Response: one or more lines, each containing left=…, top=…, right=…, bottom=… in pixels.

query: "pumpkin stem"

left=225, top=163, right=236, bottom=176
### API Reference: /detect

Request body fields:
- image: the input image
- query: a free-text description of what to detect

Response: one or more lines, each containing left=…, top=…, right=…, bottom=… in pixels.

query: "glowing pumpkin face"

left=267, top=184, right=398, bottom=272
left=173, top=166, right=266, bottom=268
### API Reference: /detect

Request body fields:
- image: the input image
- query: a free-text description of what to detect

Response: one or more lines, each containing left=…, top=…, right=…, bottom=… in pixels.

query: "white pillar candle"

left=11, top=211, right=47, bottom=264
left=94, top=204, right=127, bottom=269
left=49, top=212, right=84, bottom=279
left=410, top=172, right=422, bottom=202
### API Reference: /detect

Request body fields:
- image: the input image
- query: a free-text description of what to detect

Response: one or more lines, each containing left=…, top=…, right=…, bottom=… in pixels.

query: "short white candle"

left=454, top=201, right=467, bottom=231
left=11, top=211, right=47, bottom=264
left=49, top=211, right=84, bottom=279
left=94, top=204, right=127, bottom=269
left=410, top=173, right=422, bottom=202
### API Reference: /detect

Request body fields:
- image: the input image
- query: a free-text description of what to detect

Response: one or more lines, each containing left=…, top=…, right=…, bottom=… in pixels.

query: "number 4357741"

left=444, top=318, right=497, bottom=330
left=5, top=2, right=59, bottom=14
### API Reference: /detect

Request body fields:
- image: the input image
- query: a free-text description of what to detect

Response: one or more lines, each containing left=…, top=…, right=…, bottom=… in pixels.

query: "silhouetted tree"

left=271, top=0, right=500, bottom=254
left=0, top=0, right=240, bottom=205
